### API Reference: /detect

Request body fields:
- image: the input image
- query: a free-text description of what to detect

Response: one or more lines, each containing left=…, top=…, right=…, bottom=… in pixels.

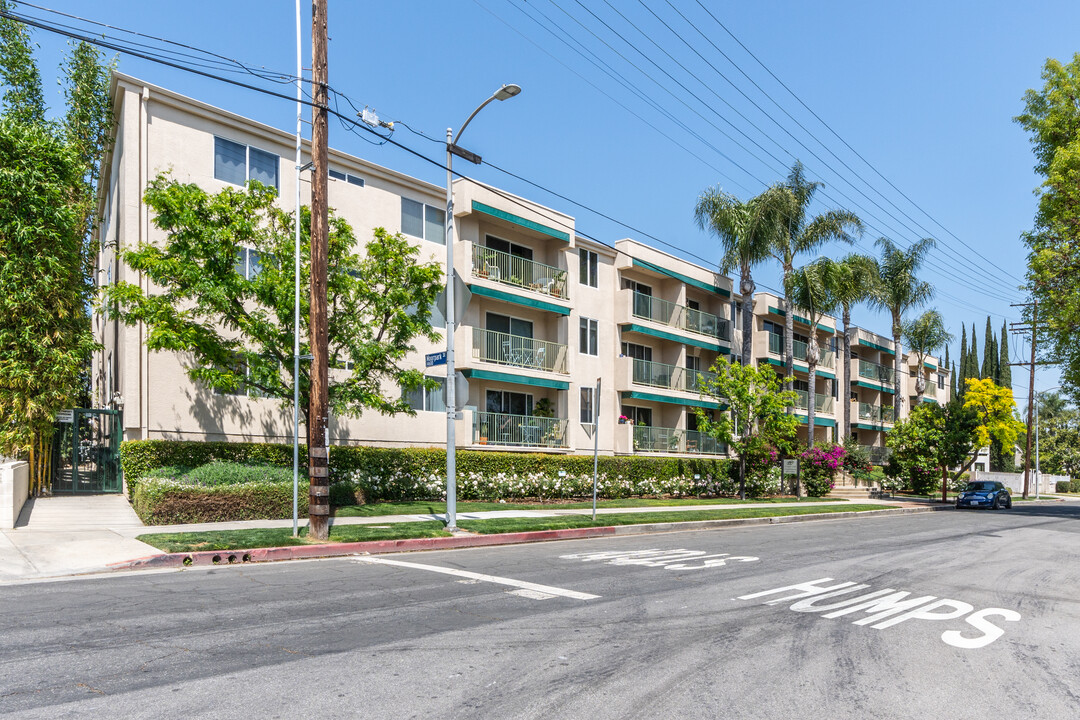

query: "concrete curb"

left=115, top=505, right=948, bottom=572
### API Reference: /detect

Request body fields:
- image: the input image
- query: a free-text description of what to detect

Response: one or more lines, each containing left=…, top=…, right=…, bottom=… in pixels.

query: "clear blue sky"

left=18, top=0, right=1079, bottom=396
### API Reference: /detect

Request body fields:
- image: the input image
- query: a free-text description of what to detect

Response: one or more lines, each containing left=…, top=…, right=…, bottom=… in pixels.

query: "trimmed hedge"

left=1056, top=479, right=1080, bottom=493
left=121, top=439, right=735, bottom=507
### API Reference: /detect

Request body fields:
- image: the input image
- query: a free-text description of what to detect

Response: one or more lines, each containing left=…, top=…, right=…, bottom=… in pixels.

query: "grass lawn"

left=137, top=521, right=449, bottom=553
left=456, top=504, right=886, bottom=534
left=333, top=495, right=837, bottom=517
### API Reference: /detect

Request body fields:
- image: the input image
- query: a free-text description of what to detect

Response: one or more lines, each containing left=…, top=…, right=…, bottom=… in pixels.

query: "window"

left=403, top=376, right=446, bottom=412
left=733, top=300, right=743, bottom=331
left=580, top=317, right=598, bottom=355
left=401, top=197, right=446, bottom=244
left=214, top=137, right=279, bottom=190
left=328, top=168, right=365, bottom=187
left=579, top=248, right=598, bottom=287
left=486, top=390, right=532, bottom=416
left=486, top=235, right=533, bottom=260
left=212, top=353, right=270, bottom=398
left=580, top=387, right=594, bottom=424
left=621, top=342, right=652, bottom=362
left=938, top=373, right=946, bottom=389
left=487, top=312, right=533, bottom=339
left=622, top=405, right=652, bottom=426
left=234, top=248, right=262, bottom=280
left=686, top=355, right=701, bottom=372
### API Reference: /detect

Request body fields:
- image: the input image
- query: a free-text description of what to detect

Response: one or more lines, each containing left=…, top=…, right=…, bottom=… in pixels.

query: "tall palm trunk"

left=807, top=334, right=818, bottom=447
left=783, top=277, right=794, bottom=394
left=892, top=314, right=903, bottom=419
left=842, top=306, right=853, bottom=439
left=740, top=268, right=755, bottom=365
left=915, top=356, right=927, bottom=404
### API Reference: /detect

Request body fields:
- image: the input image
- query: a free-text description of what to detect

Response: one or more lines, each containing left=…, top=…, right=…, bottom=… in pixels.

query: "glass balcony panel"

left=630, top=292, right=730, bottom=340
left=631, top=359, right=715, bottom=392
left=472, top=328, right=567, bottom=374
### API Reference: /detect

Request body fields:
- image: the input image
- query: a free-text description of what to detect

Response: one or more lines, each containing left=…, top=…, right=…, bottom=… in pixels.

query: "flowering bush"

left=800, top=443, right=847, bottom=497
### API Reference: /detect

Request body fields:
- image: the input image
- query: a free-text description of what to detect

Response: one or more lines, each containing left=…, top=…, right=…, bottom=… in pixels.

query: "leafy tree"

left=965, top=378, right=1027, bottom=490
left=950, top=360, right=957, bottom=402
left=694, top=183, right=788, bottom=364
left=886, top=401, right=979, bottom=499
left=958, top=325, right=968, bottom=400
left=697, top=358, right=799, bottom=499
left=830, top=253, right=876, bottom=439
left=0, top=120, right=96, bottom=491
left=1035, top=392, right=1080, bottom=477
left=770, top=162, right=861, bottom=392
left=1015, top=54, right=1080, bottom=402
left=869, top=237, right=935, bottom=418
left=0, top=0, right=44, bottom=126
left=102, top=176, right=443, bottom=440
left=902, top=309, right=952, bottom=404
left=981, top=316, right=996, bottom=383
left=786, top=257, right=840, bottom=444
left=998, top=319, right=1011, bottom=390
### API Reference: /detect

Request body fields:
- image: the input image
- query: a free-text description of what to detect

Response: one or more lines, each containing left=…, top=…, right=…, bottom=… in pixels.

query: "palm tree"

left=902, top=310, right=953, bottom=404
left=772, top=162, right=862, bottom=392
left=786, top=258, right=840, bottom=446
left=869, top=237, right=936, bottom=417
left=694, top=184, right=788, bottom=364
left=830, top=254, right=877, bottom=439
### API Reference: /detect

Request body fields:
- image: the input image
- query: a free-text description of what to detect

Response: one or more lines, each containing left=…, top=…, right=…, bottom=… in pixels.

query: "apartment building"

left=93, top=74, right=947, bottom=460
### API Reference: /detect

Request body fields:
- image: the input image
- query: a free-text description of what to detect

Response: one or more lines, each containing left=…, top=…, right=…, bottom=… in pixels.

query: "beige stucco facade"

left=93, top=74, right=948, bottom=459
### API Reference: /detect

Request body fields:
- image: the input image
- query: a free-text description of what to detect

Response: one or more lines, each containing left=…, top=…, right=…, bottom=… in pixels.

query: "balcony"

left=630, top=358, right=716, bottom=393
left=859, top=444, right=892, bottom=465
left=631, top=425, right=727, bottom=455
left=471, top=328, right=568, bottom=374
left=794, top=390, right=834, bottom=414
left=474, top=412, right=568, bottom=448
left=768, top=334, right=836, bottom=368
left=858, top=359, right=895, bottom=384
left=471, top=245, right=567, bottom=300
left=925, top=382, right=939, bottom=399
left=858, top=403, right=895, bottom=423
left=630, top=291, right=730, bottom=341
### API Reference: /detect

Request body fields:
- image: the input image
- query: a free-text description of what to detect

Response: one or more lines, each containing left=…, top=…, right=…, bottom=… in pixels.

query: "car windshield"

left=965, top=482, right=997, bottom=492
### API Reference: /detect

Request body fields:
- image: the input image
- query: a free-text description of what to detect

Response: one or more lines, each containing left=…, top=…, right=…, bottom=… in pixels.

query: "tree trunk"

left=740, top=270, right=755, bottom=366
left=915, top=363, right=926, bottom=406
left=738, top=454, right=746, bottom=500
left=807, top=336, right=818, bottom=449
left=783, top=274, right=794, bottom=394
left=892, top=317, right=903, bottom=420
left=843, top=308, right=852, bottom=440
left=941, top=464, right=948, bottom=503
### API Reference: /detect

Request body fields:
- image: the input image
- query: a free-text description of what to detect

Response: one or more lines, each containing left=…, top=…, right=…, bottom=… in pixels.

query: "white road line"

left=353, top=556, right=600, bottom=600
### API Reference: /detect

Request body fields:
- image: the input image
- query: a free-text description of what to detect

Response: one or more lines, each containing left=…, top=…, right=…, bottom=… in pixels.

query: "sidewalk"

left=0, top=495, right=961, bottom=583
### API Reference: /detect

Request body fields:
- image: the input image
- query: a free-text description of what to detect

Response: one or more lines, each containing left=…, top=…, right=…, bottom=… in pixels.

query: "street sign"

left=56, top=409, right=74, bottom=424
left=782, top=458, right=799, bottom=476
left=425, top=351, right=447, bottom=367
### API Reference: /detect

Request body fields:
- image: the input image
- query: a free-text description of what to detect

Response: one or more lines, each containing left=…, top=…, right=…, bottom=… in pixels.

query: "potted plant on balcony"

left=550, top=271, right=567, bottom=298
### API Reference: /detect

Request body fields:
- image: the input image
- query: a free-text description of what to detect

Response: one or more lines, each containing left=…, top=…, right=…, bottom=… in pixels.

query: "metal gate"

left=51, top=409, right=123, bottom=493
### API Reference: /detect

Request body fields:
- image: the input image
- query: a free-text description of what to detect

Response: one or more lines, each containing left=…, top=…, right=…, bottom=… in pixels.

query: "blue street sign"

left=425, top=351, right=447, bottom=367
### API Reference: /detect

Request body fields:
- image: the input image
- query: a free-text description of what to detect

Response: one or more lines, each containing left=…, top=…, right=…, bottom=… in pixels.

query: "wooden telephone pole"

left=1009, top=301, right=1038, bottom=500
left=308, top=0, right=330, bottom=540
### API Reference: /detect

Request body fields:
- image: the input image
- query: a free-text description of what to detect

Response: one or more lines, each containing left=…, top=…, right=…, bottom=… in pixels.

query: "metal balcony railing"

left=474, top=412, right=568, bottom=448
left=858, top=359, right=895, bottom=384
left=471, top=245, right=568, bottom=300
left=631, top=425, right=727, bottom=455
left=768, top=334, right=834, bottom=368
left=858, top=444, right=892, bottom=465
left=794, top=390, right=834, bottom=413
left=472, top=328, right=568, bottom=374
left=925, top=382, right=939, bottom=398
left=630, top=292, right=730, bottom=340
left=858, top=403, right=895, bottom=423
left=631, top=358, right=716, bottom=393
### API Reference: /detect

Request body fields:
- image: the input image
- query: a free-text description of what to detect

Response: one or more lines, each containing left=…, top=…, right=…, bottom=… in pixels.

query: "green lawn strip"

left=137, top=521, right=449, bottom=553
left=456, top=504, right=887, bottom=534
left=333, top=495, right=837, bottom=517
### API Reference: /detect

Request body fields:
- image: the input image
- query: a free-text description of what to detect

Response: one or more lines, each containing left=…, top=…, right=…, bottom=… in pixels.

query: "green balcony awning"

left=797, top=415, right=836, bottom=427
left=463, top=368, right=570, bottom=390
left=469, top=283, right=570, bottom=315
left=762, top=357, right=836, bottom=379
left=620, top=390, right=723, bottom=410
left=767, top=306, right=834, bottom=333
left=858, top=338, right=895, bottom=355
left=471, top=200, right=570, bottom=242
left=631, top=258, right=731, bottom=297
left=619, top=323, right=728, bottom=352
left=852, top=380, right=895, bottom=394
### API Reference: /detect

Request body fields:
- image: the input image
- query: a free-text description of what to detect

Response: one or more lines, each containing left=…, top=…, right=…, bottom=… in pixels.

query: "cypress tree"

left=999, top=320, right=1012, bottom=391
left=958, top=326, right=968, bottom=398
left=970, top=325, right=979, bottom=380
left=982, top=316, right=995, bottom=381
left=950, top=360, right=958, bottom=399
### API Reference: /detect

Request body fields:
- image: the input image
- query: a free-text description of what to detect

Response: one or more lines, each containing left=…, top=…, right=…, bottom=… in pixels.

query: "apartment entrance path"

left=0, top=494, right=158, bottom=582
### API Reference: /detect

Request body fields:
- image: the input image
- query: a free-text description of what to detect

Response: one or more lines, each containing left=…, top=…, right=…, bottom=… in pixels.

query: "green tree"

left=102, top=176, right=443, bottom=438
left=965, top=377, right=1028, bottom=490
left=958, top=325, right=968, bottom=400
left=886, top=402, right=979, bottom=499
left=0, top=120, right=96, bottom=491
left=1015, top=54, right=1080, bottom=401
left=694, top=183, right=788, bottom=364
left=830, top=253, right=876, bottom=439
left=786, top=257, right=840, bottom=444
left=967, top=324, right=980, bottom=382
left=696, top=358, right=799, bottom=499
left=998, top=319, right=1012, bottom=390
left=902, top=310, right=953, bottom=404
left=0, top=0, right=44, bottom=126
left=770, top=162, right=861, bottom=392
left=1035, top=392, right=1080, bottom=477
left=869, top=237, right=935, bottom=417
left=950, top=360, right=958, bottom=401
left=981, top=316, right=996, bottom=383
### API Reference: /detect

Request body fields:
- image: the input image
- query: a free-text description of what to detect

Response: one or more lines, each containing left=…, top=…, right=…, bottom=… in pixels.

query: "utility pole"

left=308, top=0, right=330, bottom=540
left=1010, top=301, right=1038, bottom=500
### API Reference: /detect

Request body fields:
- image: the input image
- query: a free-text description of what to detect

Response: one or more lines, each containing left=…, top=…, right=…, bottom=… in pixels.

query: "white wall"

left=0, top=461, right=30, bottom=529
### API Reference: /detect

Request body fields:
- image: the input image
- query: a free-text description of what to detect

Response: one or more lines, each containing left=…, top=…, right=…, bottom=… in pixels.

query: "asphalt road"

left=1, top=503, right=1078, bottom=719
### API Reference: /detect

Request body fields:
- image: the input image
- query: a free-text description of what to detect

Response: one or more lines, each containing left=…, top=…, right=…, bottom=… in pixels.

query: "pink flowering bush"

left=800, top=443, right=847, bottom=497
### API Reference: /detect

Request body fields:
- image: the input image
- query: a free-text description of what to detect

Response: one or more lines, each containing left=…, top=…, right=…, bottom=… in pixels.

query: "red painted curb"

left=119, top=525, right=619, bottom=570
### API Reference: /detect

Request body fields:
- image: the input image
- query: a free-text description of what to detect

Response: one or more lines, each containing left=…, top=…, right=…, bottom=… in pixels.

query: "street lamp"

left=444, top=84, right=521, bottom=531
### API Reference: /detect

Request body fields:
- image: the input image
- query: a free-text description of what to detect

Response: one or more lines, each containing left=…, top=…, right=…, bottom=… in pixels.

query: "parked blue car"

left=955, top=481, right=1012, bottom=510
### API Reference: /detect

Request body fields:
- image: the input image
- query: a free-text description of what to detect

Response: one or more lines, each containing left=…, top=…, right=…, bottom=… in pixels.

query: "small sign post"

left=782, top=457, right=801, bottom=499
left=56, top=409, right=74, bottom=424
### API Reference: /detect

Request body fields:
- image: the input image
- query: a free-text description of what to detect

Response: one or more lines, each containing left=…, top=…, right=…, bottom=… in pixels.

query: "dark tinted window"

left=965, top=482, right=996, bottom=492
